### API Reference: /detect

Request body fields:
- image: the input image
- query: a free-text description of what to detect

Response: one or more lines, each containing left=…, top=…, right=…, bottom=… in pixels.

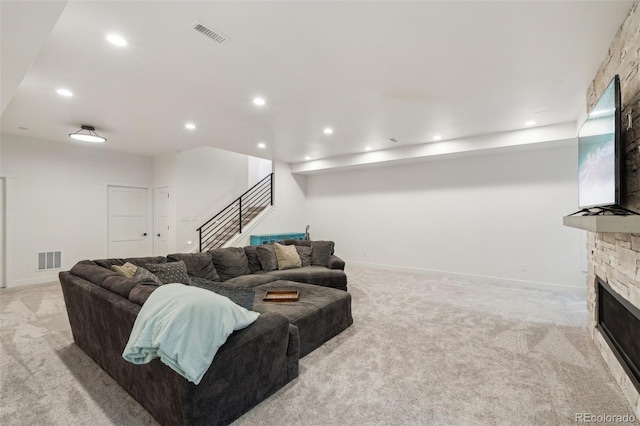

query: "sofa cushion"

left=328, top=255, right=346, bottom=271
left=144, top=261, right=191, bottom=285
left=129, top=283, right=158, bottom=305
left=244, top=246, right=263, bottom=273
left=311, top=241, right=335, bottom=267
left=256, top=245, right=278, bottom=272
left=252, top=280, right=352, bottom=357
left=280, top=239, right=311, bottom=247
left=223, top=274, right=280, bottom=288
left=167, top=252, right=220, bottom=282
left=70, top=260, right=139, bottom=298
left=94, top=256, right=167, bottom=269
left=190, top=277, right=255, bottom=310
left=295, top=246, right=312, bottom=267
left=263, top=266, right=347, bottom=290
left=210, top=247, right=251, bottom=281
left=274, top=243, right=302, bottom=270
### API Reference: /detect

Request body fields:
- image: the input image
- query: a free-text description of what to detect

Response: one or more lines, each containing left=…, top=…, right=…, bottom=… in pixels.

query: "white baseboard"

left=347, top=260, right=586, bottom=295
left=8, top=273, right=60, bottom=288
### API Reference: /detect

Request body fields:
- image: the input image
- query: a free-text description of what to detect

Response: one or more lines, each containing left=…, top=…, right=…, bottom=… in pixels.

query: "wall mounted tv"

left=577, top=75, right=621, bottom=209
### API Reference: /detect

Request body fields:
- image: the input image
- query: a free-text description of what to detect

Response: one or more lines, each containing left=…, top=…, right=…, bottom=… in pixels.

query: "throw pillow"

left=133, top=266, right=163, bottom=286
left=167, top=252, right=220, bottom=282
left=190, top=277, right=255, bottom=310
left=143, top=261, right=190, bottom=285
left=111, top=262, right=138, bottom=278
left=256, top=245, right=278, bottom=271
left=209, top=247, right=251, bottom=281
left=311, top=241, right=335, bottom=267
left=274, top=243, right=302, bottom=270
left=295, top=246, right=312, bottom=267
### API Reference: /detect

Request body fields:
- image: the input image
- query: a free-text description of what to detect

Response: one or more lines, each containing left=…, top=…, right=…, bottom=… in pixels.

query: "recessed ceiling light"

left=432, top=135, right=442, bottom=141
left=258, top=142, right=266, bottom=149
left=305, top=156, right=311, bottom=160
left=106, top=34, right=128, bottom=47
left=253, top=97, right=266, bottom=106
left=525, top=120, right=537, bottom=127
left=185, top=122, right=196, bottom=130
left=323, top=127, right=333, bottom=135
left=56, top=88, right=73, bottom=97
left=365, top=146, right=372, bottom=151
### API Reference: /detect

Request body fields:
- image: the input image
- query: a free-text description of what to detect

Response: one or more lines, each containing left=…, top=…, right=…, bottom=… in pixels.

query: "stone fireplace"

left=571, top=1, right=640, bottom=417
left=586, top=232, right=640, bottom=416
left=597, top=278, right=640, bottom=392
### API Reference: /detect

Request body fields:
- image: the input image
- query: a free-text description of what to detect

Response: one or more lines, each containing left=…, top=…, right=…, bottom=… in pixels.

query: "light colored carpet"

left=0, top=266, right=635, bottom=425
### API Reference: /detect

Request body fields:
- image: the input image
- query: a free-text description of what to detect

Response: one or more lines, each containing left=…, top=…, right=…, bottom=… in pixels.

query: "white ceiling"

left=0, top=1, right=633, bottom=164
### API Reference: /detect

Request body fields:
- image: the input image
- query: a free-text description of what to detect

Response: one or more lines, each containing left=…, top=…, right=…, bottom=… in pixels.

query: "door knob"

left=157, top=233, right=161, bottom=237
left=143, top=233, right=148, bottom=236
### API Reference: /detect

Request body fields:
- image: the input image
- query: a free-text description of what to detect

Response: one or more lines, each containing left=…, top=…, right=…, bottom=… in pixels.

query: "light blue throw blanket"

left=122, top=283, right=259, bottom=384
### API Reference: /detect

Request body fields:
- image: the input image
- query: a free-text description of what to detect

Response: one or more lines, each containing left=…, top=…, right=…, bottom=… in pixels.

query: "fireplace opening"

left=598, top=278, right=640, bottom=392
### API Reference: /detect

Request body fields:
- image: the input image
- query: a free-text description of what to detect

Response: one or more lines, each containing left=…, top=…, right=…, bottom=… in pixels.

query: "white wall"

left=306, top=141, right=586, bottom=291
left=247, top=156, right=273, bottom=187
left=1, top=134, right=153, bottom=286
left=171, top=146, right=249, bottom=253
left=234, top=161, right=308, bottom=246
left=0, top=177, right=5, bottom=287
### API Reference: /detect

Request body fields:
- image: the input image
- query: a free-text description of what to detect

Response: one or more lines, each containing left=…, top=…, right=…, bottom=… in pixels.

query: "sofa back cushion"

left=279, top=239, right=311, bottom=247
left=167, top=252, right=220, bottom=282
left=94, top=256, right=167, bottom=269
left=209, top=247, right=251, bottom=281
left=71, top=260, right=141, bottom=298
left=244, top=246, right=263, bottom=273
left=256, top=245, right=278, bottom=272
left=310, top=241, right=335, bottom=267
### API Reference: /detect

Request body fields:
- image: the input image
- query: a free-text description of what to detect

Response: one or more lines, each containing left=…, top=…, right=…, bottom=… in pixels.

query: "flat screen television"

left=577, top=75, right=621, bottom=209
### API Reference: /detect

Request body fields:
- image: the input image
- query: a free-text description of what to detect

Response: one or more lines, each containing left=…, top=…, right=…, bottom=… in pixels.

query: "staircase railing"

left=197, top=173, right=273, bottom=252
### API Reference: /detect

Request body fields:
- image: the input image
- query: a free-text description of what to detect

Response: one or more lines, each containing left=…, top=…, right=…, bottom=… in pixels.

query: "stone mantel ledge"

left=563, top=215, right=640, bottom=233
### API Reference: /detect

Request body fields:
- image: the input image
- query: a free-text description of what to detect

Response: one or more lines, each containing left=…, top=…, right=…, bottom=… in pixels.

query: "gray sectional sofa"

left=218, top=239, right=348, bottom=291
left=59, top=240, right=352, bottom=425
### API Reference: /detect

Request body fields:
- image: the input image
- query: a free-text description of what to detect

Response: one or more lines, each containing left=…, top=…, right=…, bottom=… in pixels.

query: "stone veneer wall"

left=585, top=1, right=640, bottom=417
left=586, top=1, right=639, bottom=212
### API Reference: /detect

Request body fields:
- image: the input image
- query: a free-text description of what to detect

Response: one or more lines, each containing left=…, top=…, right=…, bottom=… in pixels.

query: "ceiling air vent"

left=193, top=21, right=228, bottom=44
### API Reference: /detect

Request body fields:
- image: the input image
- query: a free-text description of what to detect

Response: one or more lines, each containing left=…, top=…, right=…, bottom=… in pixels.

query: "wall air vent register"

left=193, top=21, right=228, bottom=44
left=37, top=251, right=61, bottom=271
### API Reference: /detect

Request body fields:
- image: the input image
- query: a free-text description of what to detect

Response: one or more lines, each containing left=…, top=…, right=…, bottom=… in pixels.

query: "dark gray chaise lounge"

left=59, top=241, right=352, bottom=426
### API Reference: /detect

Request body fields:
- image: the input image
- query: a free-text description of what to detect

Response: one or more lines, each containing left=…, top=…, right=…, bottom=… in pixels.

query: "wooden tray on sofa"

left=263, top=290, right=299, bottom=302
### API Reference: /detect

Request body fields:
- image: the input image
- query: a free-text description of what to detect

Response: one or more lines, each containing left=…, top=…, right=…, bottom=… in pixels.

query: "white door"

left=108, top=186, right=152, bottom=258
left=154, top=186, right=170, bottom=255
